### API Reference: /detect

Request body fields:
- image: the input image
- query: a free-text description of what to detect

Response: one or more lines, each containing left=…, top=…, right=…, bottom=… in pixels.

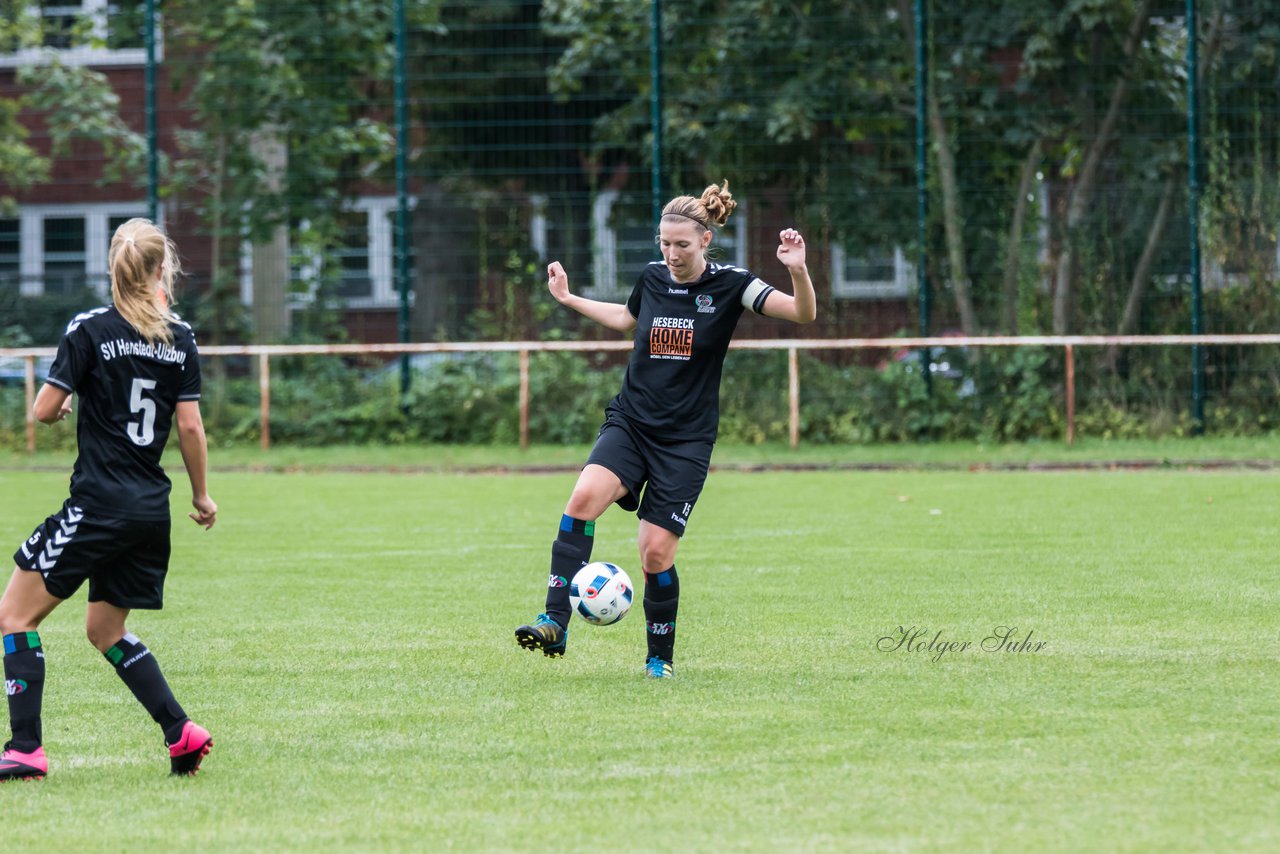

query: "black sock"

left=644, top=565, right=680, bottom=663
left=3, top=632, right=44, bottom=752
left=105, top=633, right=188, bottom=745
left=545, top=515, right=594, bottom=628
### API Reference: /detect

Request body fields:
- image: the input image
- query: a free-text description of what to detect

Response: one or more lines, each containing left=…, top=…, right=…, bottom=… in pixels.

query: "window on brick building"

left=0, top=0, right=155, bottom=67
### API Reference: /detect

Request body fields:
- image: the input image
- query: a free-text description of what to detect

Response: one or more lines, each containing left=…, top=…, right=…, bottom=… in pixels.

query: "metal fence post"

left=914, top=0, right=932, bottom=397
left=24, top=354, right=36, bottom=454
left=519, top=349, right=530, bottom=450
left=1186, top=0, right=1206, bottom=434
left=1065, top=343, right=1075, bottom=445
left=394, top=0, right=412, bottom=398
left=649, top=0, right=664, bottom=226
left=788, top=347, right=800, bottom=449
left=259, top=352, right=271, bottom=451
left=145, top=0, right=158, bottom=223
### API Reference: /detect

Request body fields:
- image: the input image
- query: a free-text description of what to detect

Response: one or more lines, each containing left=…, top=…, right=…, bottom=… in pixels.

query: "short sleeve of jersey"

left=625, top=276, right=644, bottom=319
left=45, top=322, right=94, bottom=393
left=178, top=330, right=202, bottom=401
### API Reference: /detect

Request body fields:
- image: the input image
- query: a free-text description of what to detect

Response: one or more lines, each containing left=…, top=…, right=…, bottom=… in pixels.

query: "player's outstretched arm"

left=760, top=229, right=817, bottom=324
left=176, top=400, right=217, bottom=530
left=548, top=260, right=637, bottom=334
left=32, top=383, right=72, bottom=425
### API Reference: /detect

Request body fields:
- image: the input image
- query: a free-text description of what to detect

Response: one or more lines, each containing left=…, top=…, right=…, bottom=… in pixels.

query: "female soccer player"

left=0, top=219, right=216, bottom=780
left=516, top=181, right=816, bottom=678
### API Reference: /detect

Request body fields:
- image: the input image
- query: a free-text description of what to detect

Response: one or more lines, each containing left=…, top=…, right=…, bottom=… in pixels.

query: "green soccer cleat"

left=644, top=657, right=674, bottom=679
left=515, top=613, right=567, bottom=658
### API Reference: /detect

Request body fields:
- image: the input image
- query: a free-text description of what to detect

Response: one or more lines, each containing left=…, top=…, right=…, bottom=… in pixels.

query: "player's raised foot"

left=644, top=657, right=674, bottom=679
left=168, top=720, right=213, bottom=776
left=515, top=613, right=567, bottom=658
left=0, top=743, right=47, bottom=781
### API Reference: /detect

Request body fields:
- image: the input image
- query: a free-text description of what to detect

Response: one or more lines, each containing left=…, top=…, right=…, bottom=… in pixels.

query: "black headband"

left=661, top=211, right=709, bottom=229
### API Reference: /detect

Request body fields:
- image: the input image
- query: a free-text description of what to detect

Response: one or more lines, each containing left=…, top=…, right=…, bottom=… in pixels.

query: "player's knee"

left=639, top=545, right=676, bottom=575
left=0, top=603, right=35, bottom=636
left=84, top=618, right=121, bottom=653
left=564, top=489, right=606, bottom=521
left=563, top=497, right=593, bottom=520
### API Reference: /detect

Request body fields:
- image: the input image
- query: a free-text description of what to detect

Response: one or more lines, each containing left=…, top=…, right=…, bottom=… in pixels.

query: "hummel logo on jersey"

left=668, top=287, right=688, bottom=294
left=548, top=574, right=568, bottom=588
left=696, top=294, right=715, bottom=313
left=647, top=622, right=675, bottom=636
left=65, top=306, right=110, bottom=334
left=5, top=679, right=27, bottom=696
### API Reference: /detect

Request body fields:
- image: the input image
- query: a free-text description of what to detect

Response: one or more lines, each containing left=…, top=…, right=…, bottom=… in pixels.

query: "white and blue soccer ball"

left=570, top=562, right=634, bottom=626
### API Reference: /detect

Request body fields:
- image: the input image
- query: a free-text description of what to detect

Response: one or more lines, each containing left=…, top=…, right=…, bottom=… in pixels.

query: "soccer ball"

left=570, top=562, right=634, bottom=626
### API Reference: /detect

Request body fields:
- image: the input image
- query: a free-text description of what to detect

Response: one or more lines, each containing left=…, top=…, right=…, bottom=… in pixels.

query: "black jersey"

left=45, top=306, right=202, bottom=521
left=610, top=261, right=775, bottom=441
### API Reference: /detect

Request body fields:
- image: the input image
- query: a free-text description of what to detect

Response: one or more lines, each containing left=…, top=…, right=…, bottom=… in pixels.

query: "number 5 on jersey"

left=128, top=377, right=158, bottom=446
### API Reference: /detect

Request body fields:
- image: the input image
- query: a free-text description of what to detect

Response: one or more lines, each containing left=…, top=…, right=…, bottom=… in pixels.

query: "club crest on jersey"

left=696, top=294, right=715, bottom=313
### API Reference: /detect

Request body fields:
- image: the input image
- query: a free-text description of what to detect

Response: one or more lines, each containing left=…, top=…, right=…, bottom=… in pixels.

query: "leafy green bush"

left=10, top=342, right=1280, bottom=451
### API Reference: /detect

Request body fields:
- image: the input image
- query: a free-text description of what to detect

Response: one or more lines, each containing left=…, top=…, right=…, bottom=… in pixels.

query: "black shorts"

left=12, top=501, right=171, bottom=609
left=585, top=413, right=714, bottom=537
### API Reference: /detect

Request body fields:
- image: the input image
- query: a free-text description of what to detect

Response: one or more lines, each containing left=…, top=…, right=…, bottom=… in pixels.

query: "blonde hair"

left=108, top=218, right=181, bottom=345
left=661, top=180, right=737, bottom=232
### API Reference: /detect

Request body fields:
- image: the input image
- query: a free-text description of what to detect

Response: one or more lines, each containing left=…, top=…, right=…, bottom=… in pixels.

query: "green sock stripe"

left=25, top=631, right=40, bottom=650
left=105, top=646, right=124, bottom=666
left=583, top=520, right=595, bottom=537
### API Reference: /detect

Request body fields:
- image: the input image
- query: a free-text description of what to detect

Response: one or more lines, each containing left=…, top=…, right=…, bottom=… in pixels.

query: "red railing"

left=7, top=334, right=1280, bottom=453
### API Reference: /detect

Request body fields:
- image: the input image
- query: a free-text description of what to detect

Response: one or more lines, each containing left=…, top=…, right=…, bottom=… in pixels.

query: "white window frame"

left=529, top=193, right=549, bottom=260
left=240, top=196, right=411, bottom=309
left=10, top=202, right=150, bottom=297
left=589, top=190, right=621, bottom=297
left=829, top=244, right=914, bottom=300
left=0, top=0, right=160, bottom=69
left=0, top=217, right=24, bottom=284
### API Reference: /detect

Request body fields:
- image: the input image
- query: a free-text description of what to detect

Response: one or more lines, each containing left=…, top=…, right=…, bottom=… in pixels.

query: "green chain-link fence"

left=2, top=1, right=1278, bottom=444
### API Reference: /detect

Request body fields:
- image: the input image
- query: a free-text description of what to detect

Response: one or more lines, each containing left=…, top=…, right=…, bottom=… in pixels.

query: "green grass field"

left=9, top=432, right=1280, bottom=473
left=0, top=461, right=1276, bottom=851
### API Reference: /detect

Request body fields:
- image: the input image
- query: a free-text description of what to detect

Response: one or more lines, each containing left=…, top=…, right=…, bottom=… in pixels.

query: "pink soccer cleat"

left=0, top=744, right=47, bottom=781
left=168, top=721, right=213, bottom=776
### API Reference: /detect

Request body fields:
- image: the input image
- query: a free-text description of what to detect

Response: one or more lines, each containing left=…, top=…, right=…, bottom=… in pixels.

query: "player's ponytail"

left=661, top=179, right=737, bottom=233
left=109, top=218, right=180, bottom=345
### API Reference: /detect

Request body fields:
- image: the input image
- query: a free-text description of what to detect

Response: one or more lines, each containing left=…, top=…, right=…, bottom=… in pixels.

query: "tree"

left=1038, top=0, right=1154, bottom=334
left=165, top=0, right=396, bottom=345
left=406, top=0, right=623, bottom=340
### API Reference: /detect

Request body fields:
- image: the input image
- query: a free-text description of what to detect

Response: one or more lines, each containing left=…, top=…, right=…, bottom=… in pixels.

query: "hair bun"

left=700, top=180, right=736, bottom=229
